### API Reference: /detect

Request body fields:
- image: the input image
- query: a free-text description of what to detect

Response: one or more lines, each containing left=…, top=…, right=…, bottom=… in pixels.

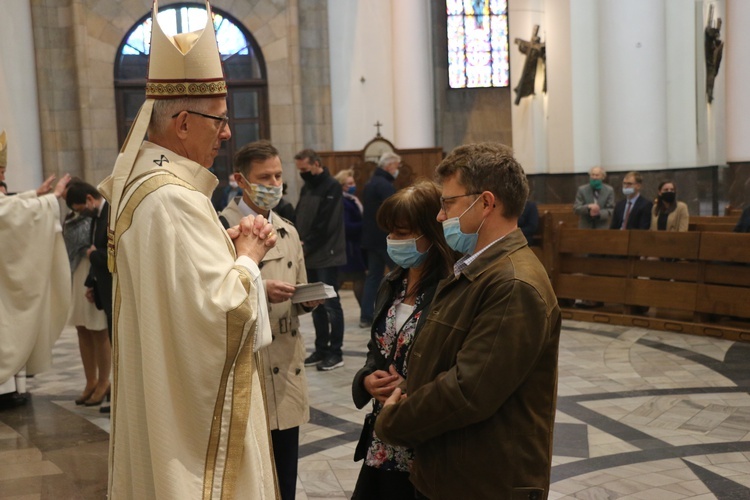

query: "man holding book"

left=220, top=140, right=321, bottom=500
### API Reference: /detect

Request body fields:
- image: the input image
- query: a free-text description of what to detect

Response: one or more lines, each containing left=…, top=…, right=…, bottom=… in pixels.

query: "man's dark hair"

left=435, top=142, right=529, bottom=218
left=65, top=181, right=101, bottom=209
left=293, top=148, right=321, bottom=166
left=234, top=140, right=279, bottom=176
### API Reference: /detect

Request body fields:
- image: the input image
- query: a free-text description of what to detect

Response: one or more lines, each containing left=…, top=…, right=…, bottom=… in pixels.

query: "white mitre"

left=99, top=0, right=225, bottom=272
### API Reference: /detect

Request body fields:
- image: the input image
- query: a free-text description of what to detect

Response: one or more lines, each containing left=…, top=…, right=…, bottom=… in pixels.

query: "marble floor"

left=3, top=290, right=750, bottom=499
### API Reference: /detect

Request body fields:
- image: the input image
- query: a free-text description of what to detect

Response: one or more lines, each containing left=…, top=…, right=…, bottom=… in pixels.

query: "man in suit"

left=610, top=171, right=652, bottom=230
left=573, top=166, right=615, bottom=229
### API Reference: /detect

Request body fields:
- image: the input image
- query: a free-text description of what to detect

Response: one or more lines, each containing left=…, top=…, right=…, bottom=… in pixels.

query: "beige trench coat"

left=222, top=199, right=310, bottom=430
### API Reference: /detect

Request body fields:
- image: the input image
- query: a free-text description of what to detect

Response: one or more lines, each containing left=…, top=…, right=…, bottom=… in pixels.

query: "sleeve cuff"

left=235, top=255, right=261, bottom=279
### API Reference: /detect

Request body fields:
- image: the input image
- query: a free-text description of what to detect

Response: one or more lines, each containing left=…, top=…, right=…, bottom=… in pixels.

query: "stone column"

left=391, top=0, right=434, bottom=148
left=598, top=0, right=668, bottom=171
left=0, top=0, right=44, bottom=191
left=725, top=0, right=750, bottom=163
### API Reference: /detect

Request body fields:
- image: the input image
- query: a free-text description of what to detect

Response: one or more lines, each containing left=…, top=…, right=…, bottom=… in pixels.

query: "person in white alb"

left=98, top=2, right=278, bottom=498
left=0, top=130, right=72, bottom=410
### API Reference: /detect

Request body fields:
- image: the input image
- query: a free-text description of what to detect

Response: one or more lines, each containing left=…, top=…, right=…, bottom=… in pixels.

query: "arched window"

left=447, top=0, right=510, bottom=89
left=115, top=3, right=269, bottom=186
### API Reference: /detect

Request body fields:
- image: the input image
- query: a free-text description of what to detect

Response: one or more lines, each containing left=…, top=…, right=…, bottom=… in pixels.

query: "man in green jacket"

left=375, top=142, right=561, bottom=500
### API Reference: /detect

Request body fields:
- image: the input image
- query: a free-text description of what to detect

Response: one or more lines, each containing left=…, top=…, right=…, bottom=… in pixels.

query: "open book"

left=291, top=282, right=337, bottom=304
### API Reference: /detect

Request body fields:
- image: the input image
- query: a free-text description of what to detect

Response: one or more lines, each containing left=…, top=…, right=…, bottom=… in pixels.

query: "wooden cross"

left=374, top=121, right=383, bottom=137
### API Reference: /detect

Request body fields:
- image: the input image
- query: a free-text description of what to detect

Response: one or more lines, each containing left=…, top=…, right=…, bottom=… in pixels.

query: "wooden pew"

left=550, top=227, right=750, bottom=340
left=688, top=215, right=739, bottom=233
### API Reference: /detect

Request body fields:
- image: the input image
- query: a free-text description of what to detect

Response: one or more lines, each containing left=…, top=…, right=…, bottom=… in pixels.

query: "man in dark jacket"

left=610, top=171, right=652, bottom=230
left=294, top=149, right=347, bottom=371
left=359, top=152, right=399, bottom=328
left=375, top=143, right=561, bottom=500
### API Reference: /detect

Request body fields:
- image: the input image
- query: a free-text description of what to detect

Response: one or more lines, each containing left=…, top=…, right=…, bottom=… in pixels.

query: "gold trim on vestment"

left=108, top=280, right=122, bottom=497
left=111, top=172, right=196, bottom=273
left=108, top=172, right=197, bottom=494
left=201, top=267, right=253, bottom=499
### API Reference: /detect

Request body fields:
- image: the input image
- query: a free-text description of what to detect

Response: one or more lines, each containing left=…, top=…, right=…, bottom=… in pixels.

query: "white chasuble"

left=0, top=191, right=70, bottom=385
left=100, top=142, right=278, bottom=499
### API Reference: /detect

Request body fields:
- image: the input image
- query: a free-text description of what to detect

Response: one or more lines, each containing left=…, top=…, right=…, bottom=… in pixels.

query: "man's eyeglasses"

left=172, top=110, right=229, bottom=131
left=440, top=193, right=481, bottom=213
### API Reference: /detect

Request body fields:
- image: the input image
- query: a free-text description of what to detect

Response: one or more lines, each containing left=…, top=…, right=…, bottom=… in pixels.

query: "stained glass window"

left=447, top=0, right=510, bottom=89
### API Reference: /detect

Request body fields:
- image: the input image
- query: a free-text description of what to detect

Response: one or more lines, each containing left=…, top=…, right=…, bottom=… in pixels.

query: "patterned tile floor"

left=2, top=290, right=750, bottom=499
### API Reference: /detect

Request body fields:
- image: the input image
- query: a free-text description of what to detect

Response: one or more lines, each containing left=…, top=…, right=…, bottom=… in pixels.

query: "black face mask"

left=300, top=171, right=315, bottom=182
left=659, top=192, right=676, bottom=204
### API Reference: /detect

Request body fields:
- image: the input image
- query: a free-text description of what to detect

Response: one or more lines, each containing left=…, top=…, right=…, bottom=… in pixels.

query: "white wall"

left=327, top=0, right=434, bottom=151
left=543, top=0, right=574, bottom=174
left=327, top=0, right=394, bottom=150
left=666, top=0, right=699, bottom=167
left=569, top=0, right=601, bottom=173
left=0, top=0, right=44, bottom=191
left=598, top=0, right=668, bottom=171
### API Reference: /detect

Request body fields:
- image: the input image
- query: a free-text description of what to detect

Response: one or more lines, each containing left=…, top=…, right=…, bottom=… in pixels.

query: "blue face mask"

left=387, top=235, right=430, bottom=269
left=346, top=185, right=357, bottom=195
left=442, top=196, right=483, bottom=254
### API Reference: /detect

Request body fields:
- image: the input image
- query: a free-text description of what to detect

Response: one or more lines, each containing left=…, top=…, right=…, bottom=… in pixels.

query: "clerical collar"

left=238, top=198, right=273, bottom=223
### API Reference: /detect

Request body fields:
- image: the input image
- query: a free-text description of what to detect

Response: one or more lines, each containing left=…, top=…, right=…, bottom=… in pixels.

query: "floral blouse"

left=366, top=278, right=424, bottom=472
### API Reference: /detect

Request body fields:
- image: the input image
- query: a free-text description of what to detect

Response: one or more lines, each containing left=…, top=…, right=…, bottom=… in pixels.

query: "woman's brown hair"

left=376, top=180, right=457, bottom=294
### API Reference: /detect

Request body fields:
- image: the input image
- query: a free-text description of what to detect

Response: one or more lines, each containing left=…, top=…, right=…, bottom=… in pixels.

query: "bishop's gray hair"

left=148, top=98, right=215, bottom=138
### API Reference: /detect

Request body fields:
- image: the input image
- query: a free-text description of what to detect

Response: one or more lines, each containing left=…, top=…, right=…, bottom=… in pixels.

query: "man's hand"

left=227, top=214, right=277, bottom=264
left=301, top=299, right=324, bottom=309
left=383, top=387, right=406, bottom=408
left=364, top=369, right=401, bottom=404
left=588, top=202, right=600, bottom=217
left=86, top=244, right=96, bottom=258
left=85, top=287, right=96, bottom=304
left=52, top=173, right=72, bottom=199
left=266, top=279, right=296, bottom=303
left=36, top=174, right=56, bottom=196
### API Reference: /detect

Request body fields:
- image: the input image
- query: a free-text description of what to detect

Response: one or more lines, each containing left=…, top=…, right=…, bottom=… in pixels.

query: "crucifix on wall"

left=513, top=25, right=546, bottom=105
left=704, top=5, right=724, bottom=104
left=374, top=120, right=383, bottom=138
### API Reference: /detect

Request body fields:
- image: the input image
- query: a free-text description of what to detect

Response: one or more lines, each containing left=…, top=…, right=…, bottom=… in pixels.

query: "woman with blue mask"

left=351, top=181, right=457, bottom=500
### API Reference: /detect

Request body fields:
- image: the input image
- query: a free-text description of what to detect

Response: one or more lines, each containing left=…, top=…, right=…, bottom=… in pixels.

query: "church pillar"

left=0, top=0, right=44, bottom=191
left=598, top=0, right=668, bottom=171
left=390, top=0, right=434, bottom=148
left=508, top=0, right=547, bottom=174
left=725, top=0, right=750, bottom=163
